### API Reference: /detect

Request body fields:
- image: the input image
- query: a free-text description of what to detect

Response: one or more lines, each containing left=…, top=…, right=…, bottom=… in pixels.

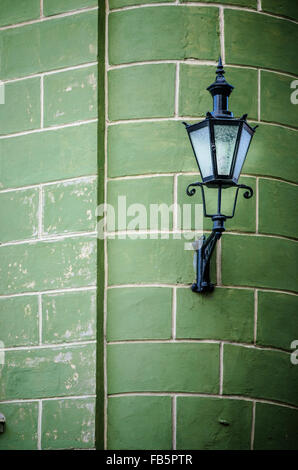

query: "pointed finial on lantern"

left=207, top=57, right=234, bottom=118
left=216, top=56, right=225, bottom=76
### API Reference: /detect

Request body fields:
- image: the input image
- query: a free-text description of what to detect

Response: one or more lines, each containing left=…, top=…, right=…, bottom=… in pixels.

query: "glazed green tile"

left=176, top=287, right=254, bottom=343
left=179, top=65, right=258, bottom=120
left=0, top=10, right=98, bottom=79
left=262, top=0, right=298, bottom=22
left=0, top=188, right=39, bottom=243
left=44, top=0, right=98, bottom=16
left=242, top=124, right=298, bottom=184
left=109, top=398, right=169, bottom=452
left=108, top=396, right=172, bottom=450
left=0, top=344, right=96, bottom=400
left=108, top=343, right=219, bottom=394
left=0, top=402, right=38, bottom=450
left=181, top=0, right=256, bottom=6
left=0, top=78, right=40, bottom=135
left=0, top=296, right=39, bottom=347
left=108, top=121, right=196, bottom=177
left=43, top=178, right=97, bottom=235
left=42, top=290, right=96, bottom=344
left=110, top=0, right=175, bottom=8
left=223, top=344, right=298, bottom=406
left=259, top=179, right=298, bottom=239
left=107, top=176, right=174, bottom=230
left=254, top=403, right=298, bottom=450
left=261, top=71, right=298, bottom=128
left=108, top=237, right=198, bottom=286
left=0, top=123, right=97, bottom=189
left=176, top=397, right=252, bottom=450
left=107, top=287, right=172, bottom=341
left=108, top=64, right=176, bottom=120
left=44, top=65, right=97, bottom=126
left=222, top=235, right=298, bottom=292
left=109, top=7, right=219, bottom=65
left=225, top=10, right=298, bottom=75
left=42, top=398, right=95, bottom=449
left=0, top=236, right=97, bottom=294
left=0, top=0, right=40, bottom=27
left=177, top=175, right=256, bottom=233
left=257, top=291, right=298, bottom=351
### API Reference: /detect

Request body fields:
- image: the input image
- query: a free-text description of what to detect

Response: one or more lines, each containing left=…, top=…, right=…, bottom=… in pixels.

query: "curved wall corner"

left=106, top=0, right=298, bottom=450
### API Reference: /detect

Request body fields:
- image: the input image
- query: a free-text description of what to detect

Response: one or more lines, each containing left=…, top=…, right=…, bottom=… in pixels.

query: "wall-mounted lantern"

left=0, top=413, right=5, bottom=433
left=183, top=58, right=257, bottom=294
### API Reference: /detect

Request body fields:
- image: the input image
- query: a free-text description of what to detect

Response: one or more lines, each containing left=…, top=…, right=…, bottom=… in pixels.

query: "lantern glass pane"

left=214, top=124, right=239, bottom=176
left=189, top=125, right=213, bottom=179
left=233, top=127, right=252, bottom=182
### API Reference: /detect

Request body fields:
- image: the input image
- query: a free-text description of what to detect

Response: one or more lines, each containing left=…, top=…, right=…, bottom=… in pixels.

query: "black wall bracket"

left=0, top=413, right=5, bottom=434
left=187, top=182, right=253, bottom=293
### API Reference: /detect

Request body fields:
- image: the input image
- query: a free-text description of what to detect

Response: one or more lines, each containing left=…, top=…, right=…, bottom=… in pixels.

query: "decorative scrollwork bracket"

left=187, top=182, right=253, bottom=293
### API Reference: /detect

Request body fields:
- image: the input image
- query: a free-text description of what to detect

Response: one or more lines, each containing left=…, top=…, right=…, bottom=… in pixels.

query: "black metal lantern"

left=183, top=58, right=257, bottom=294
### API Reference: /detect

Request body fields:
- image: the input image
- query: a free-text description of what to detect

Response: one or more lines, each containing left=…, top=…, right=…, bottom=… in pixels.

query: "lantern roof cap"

left=207, top=57, right=234, bottom=98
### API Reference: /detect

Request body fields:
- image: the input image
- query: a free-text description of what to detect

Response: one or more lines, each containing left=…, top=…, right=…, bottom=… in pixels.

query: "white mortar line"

left=40, top=76, right=44, bottom=128
left=256, top=119, right=298, bottom=132
left=0, top=395, right=97, bottom=405
left=106, top=116, right=298, bottom=131
left=107, top=282, right=298, bottom=297
left=225, top=231, right=298, bottom=243
left=0, top=6, right=99, bottom=31
left=0, top=118, right=98, bottom=140
left=219, top=7, right=225, bottom=64
left=110, top=2, right=182, bottom=12
left=254, top=290, right=258, bottom=345
left=110, top=3, right=254, bottom=13
left=220, top=285, right=298, bottom=297
left=107, top=172, right=297, bottom=187
left=172, top=396, right=177, bottom=450
left=258, top=69, right=261, bottom=121
left=104, top=0, right=110, bottom=451
left=107, top=392, right=298, bottom=411
left=0, top=394, right=96, bottom=405
left=219, top=342, right=223, bottom=395
left=107, top=339, right=292, bottom=356
left=0, top=230, right=97, bottom=247
left=38, top=185, right=43, bottom=238
left=101, top=59, right=298, bottom=80
left=38, top=294, right=43, bottom=345
left=222, top=341, right=291, bottom=355
left=108, top=115, right=298, bottom=130
left=257, top=0, right=262, bottom=12
left=108, top=283, right=193, bottom=289
left=171, top=287, right=177, bottom=340
left=1, top=340, right=96, bottom=352
left=40, top=0, right=44, bottom=18
left=38, top=400, right=42, bottom=450
left=173, top=174, right=178, bottom=230
left=256, top=177, right=259, bottom=233
left=2, top=62, right=99, bottom=85
left=174, top=63, right=180, bottom=117
left=108, top=172, right=182, bottom=181
left=42, top=394, right=96, bottom=401
left=0, top=175, right=98, bottom=195
left=251, top=175, right=298, bottom=188
left=108, top=339, right=221, bottom=345
left=109, top=2, right=298, bottom=24
left=0, top=285, right=97, bottom=299
left=250, top=401, right=256, bottom=450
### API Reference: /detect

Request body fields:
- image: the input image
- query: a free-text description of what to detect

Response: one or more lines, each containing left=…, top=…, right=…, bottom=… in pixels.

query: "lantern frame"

left=183, top=58, right=257, bottom=294
left=184, top=115, right=256, bottom=188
